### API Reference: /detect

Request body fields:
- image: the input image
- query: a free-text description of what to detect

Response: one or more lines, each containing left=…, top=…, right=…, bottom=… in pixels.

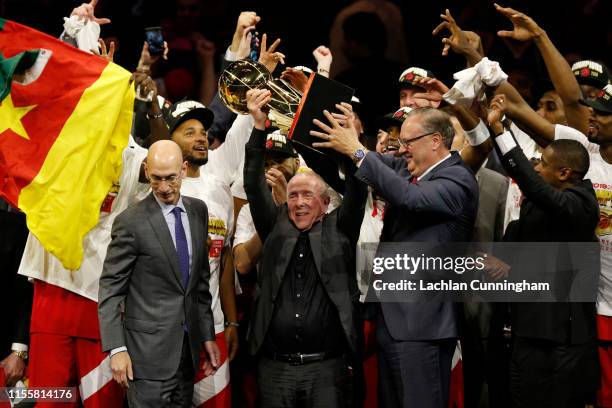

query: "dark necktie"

left=171, top=207, right=189, bottom=288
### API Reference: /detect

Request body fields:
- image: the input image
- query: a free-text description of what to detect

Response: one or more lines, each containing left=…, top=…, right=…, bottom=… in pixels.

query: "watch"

left=12, top=350, right=28, bottom=361
left=352, top=148, right=366, bottom=164
left=225, top=321, right=239, bottom=328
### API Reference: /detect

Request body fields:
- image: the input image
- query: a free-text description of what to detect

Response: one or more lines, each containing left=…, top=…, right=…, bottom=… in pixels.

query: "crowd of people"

left=1, top=1, right=612, bottom=408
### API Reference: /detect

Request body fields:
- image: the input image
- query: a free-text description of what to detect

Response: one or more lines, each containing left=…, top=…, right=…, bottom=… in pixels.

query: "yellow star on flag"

left=0, top=93, right=36, bottom=140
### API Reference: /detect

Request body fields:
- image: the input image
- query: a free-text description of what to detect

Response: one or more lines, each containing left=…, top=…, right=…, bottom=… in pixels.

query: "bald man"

left=98, top=140, right=220, bottom=407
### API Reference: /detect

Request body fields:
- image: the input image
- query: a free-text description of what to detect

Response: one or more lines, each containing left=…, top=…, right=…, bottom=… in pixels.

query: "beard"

left=185, top=154, right=208, bottom=167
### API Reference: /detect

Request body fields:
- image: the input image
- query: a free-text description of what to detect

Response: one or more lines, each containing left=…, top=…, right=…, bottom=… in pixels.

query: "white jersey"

left=203, top=114, right=253, bottom=188
left=233, top=203, right=256, bottom=249
left=356, top=189, right=385, bottom=302
left=18, top=137, right=149, bottom=301
left=181, top=174, right=234, bottom=334
left=554, top=125, right=612, bottom=315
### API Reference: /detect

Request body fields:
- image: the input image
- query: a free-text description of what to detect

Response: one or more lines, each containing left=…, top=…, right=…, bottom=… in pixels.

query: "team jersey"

left=181, top=174, right=234, bottom=334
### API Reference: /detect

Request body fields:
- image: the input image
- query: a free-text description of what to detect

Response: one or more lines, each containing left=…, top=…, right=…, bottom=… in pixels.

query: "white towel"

left=62, top=15, right=100, bottom=53
left=443, top=57, right=508, bottom=106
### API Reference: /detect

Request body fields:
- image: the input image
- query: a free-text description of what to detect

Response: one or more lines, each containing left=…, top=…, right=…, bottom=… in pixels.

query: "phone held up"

left=145, top=26, right=164, bottom=57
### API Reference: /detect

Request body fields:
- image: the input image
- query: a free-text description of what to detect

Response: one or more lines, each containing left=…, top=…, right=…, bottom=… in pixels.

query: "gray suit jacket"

left=472, top=167, right=509, bottom=243
left=98, top=193, right=215, bottom=381
left=463, top=167, right=509, bottom=339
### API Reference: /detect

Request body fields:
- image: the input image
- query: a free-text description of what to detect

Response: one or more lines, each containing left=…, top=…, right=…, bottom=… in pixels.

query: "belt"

left=264, top=351, right=340, bottom=366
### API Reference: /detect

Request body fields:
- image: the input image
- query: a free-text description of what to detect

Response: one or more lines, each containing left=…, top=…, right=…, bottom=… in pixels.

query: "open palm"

left=494, top=3, right=543, bottom=42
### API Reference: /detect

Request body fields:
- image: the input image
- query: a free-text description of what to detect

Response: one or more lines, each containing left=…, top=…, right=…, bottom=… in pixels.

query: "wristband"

left=465, top=119, right=490, bottom=146
left=146, top=111, right=163, bottom=120
left=225, top=321, right=240, bottom=328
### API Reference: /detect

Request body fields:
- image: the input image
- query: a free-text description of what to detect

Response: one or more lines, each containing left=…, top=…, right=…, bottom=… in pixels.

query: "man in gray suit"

left=98, top=140, right=220, bottom=407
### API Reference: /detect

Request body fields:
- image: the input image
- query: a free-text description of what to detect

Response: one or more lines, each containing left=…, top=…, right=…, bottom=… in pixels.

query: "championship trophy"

left=218, top=60, right=354, bottom=160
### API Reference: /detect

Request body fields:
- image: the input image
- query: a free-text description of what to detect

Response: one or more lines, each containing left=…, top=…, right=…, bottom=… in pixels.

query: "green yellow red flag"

left=0, top=19, right=135, bottom=270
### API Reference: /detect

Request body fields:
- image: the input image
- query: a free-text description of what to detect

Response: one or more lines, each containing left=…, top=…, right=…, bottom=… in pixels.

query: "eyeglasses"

left=398, top=131, right=437, bottom=148
left=149, top=175, right=180, bottom=186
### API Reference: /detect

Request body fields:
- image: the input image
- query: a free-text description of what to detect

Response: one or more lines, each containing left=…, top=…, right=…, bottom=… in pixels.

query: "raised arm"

left=243, top=89, right=278, bottom=241
left=337, top=162, right=368, bottom=245
left=494, top=3, right=590, bottom=134
left=488, top=94, right=582, bottom=215
left=410, top=76, right=494, bottom=172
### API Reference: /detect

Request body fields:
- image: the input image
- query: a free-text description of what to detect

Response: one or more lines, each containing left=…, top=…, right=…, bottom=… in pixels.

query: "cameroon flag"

left=0, top=19, right=135, bottom=270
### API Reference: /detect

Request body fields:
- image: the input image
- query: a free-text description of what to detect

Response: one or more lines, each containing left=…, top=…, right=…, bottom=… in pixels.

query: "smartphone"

left=145, top=26, right=164, bottom=57
left=249, top=31, right=259, bottom=62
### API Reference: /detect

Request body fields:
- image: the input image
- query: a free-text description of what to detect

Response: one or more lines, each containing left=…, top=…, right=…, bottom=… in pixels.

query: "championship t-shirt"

left=555, top=125, right=612, bottom=315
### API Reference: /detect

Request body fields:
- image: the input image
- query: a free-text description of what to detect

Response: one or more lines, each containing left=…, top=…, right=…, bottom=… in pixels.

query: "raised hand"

left=235, top=11, right=260, bottom=41
left=230, top=11, right=260, bottom=54
left=92, top=38, right=115, bottom=62
left=432, top=9, right=483, bottom=62
left=246, top=88, right=271, bottom=129
left=487, top=94, right=508, bottom=134
left=412, top=77, right=450, bottom=104
left=266, top=168, right=289, bottom=205
left=313, top=45, right=332, bottom=76
left=236, top=25, right=257, bottom=60
left=311, top=103, right=363, bottom=157
left=131, top=72, right=158, bottom=102
left=258, top=34, right=285, bottom=73
left=494, top=3, right=544, bottom=42
left=70, top=0, right=111, bottom=25
left=280, top=67, right=309, bottom=93
left=137, top=40, right=168, bottom=74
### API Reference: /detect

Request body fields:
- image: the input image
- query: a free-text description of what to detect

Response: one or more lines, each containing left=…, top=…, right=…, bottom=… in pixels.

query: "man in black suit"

left=243, top=89, right=367, bottom=407
left=488, top=95, right=600, bottom=407
left=312, top=105, right=479, bottom=407
left=0, top=204, right=31, bottom=387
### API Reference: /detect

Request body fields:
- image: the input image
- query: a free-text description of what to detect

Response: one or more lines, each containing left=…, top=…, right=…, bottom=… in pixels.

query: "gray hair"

left=407, top=108, right=455, bottom=149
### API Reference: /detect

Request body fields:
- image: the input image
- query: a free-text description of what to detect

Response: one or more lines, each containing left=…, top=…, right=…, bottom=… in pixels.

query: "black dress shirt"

left=263, top=231, right=346, bottom=354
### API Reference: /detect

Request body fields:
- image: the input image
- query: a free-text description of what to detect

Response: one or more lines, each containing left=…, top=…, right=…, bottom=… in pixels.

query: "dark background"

left=3, top=0, right=609, bottom=79
left=3, top=0, right=610, bottom=131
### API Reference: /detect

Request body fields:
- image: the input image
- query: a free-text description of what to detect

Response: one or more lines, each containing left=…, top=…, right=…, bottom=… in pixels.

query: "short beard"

left=185, top=154, right=208, bottom=167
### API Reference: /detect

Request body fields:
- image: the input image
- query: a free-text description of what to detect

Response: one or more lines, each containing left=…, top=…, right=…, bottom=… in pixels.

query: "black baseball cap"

left=166, top=100, right=214, bottom=134
left=580, top=84, right=612, bottom=114
left=571, top=60, right=611, bottom=89
left=265, top=129, right=298, bottom=158
left=398, top=67, right=436, bottom=90
left=376, top=107, right=413, bottom=130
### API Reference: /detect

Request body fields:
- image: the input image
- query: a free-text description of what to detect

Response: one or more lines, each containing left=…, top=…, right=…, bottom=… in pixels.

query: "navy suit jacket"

left=355, top=151, right=479, bottom=340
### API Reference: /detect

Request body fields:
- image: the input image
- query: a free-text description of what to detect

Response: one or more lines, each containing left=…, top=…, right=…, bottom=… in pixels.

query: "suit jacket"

left=498, top=143, right=600, bottom=344
left=463, top=167, right=509, bottom=340
left=98, top=193, right=215, bottom=380
left=473, top=167, right=509, bottom=243
left=355, top=151, right=479, bottom=341
left=0, top=209, right=32, bottom=355
left=243, top=128, right=368, bottom=357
